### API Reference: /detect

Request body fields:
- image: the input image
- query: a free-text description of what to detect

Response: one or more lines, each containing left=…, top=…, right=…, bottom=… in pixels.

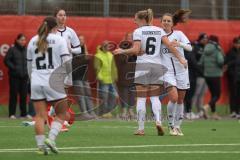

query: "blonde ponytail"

left=37, top=17, right=57, bottom=53
left=136, top=8, right=154, bottom=25
left=37, top=22, right=49, bottom=53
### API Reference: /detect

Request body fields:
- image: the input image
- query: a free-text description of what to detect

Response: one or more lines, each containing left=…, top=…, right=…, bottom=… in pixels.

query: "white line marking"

left=0, top=143, right=240, bottom=151
left=0, top=150, right=240, bottom=154
left=60, top=151, right=240, bottom=154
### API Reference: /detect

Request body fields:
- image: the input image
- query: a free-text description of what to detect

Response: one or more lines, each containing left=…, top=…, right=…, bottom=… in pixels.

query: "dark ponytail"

left=172, top=9, right=191, bottom=26
left=37, top=16, right=57, bottom=53
left=162, top=9, right=191, bottom=26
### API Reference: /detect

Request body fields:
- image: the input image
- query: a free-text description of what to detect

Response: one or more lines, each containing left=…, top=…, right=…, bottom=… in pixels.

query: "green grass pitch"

left=0, top=119, right=240, bottom=160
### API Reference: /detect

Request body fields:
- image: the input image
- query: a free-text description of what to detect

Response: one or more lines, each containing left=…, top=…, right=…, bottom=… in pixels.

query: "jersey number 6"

left=146, top=37, right=156, bottom=55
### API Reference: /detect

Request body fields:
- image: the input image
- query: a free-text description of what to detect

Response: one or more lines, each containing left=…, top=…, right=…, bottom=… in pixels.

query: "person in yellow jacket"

left=94, top=41, right=118, bottom=118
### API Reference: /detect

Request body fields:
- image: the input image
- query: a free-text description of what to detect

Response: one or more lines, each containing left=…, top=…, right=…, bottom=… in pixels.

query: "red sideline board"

left=0, top=15, right=240, bottom=104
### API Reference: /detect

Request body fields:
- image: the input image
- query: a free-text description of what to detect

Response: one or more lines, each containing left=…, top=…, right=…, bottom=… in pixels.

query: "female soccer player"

left=160, top=9, right=192, bottom=136
left=54, top=8, right=81, bottom=55
left=114, top=9, right=187, bottom=136
left=27, top=16, right=71, bottom=155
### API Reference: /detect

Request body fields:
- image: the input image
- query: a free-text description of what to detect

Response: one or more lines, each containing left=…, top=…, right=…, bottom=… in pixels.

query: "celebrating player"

left=160, top=9, right=192, bottom=136
left=27, top=17, right=71, bottom=155
left=114, top=9, right=187, bottom=136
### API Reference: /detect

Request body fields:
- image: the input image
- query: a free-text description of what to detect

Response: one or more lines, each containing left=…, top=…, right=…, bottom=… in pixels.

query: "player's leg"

left=43, top=85, right=68, bottom=154
left=134, top=85, right=147, bottom=135
left=174, top=70, right=190, bottom=136
left=45, top=98, right=68, bottom=154
left=174, top=89, right=186, bottom=136
left=148, top=85, right=164, bottom=136
left=166, top=86, right=178, bottom=136
left=33, top=100, right=49, bottom=155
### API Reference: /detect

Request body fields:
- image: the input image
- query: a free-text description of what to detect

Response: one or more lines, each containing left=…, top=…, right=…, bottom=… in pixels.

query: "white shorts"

left=31, top=84, right=67, bottom=101
left=162, top=57, right=190, bottom=90
left=134, top=63, right=167, bottom=85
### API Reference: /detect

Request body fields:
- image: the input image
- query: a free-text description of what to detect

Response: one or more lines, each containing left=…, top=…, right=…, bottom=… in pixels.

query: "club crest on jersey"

left=161, top=48, right=170, bottom=54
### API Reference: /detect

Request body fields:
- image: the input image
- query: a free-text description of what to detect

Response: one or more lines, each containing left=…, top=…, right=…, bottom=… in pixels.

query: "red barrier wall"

left=0, top=15, right=240, bottom=104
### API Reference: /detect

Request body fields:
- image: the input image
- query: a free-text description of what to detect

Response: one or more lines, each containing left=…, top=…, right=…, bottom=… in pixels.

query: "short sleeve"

left=179, top=31, right=190, bottom=44
left=160, top=28, right=167, bottom=37
left=70, top=29, right=81, bottom=48
left=133, top=29, right=141, bottom=41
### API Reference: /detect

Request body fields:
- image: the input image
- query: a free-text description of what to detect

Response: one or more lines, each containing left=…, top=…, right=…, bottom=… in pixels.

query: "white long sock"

left=48, top=120, right=62, bottom=141
left=35, top=135, right=45, bottom=148
left=167, top=101, right=176, bottom=127
left=174, top=103, right=184, bottom=128
left=136, top=97, right=146, bottom=131
left=150, top=96, right=162, bottom=124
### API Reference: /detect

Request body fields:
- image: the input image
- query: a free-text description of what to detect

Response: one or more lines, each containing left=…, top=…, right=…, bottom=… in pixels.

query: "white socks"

left=35, top=135, right=45, bottom=148
left=167, top=101, right=176, bottom=127
left=48, top=120, right=62, bottom=141
left=150, top=96, right=162, bottom=124
left=136, top=97, right=146, bottom=131
left=167, top=102, right=184, bottom=128
left=174, top=103, right=184, bottom=128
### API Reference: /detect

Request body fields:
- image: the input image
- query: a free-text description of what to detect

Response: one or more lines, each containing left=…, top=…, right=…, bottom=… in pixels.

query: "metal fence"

left=0, top=0, right=239, bottom=19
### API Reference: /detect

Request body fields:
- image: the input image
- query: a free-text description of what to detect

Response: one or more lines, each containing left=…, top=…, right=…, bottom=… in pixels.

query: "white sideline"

left=0, top=150, right=240, bottom=154
left=0, top=143, right=240, bottom=151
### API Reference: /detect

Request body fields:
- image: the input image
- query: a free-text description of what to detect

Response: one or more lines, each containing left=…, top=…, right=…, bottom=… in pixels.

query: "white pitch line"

left=0, top=150, right=240, bottom=154
left=60, top=151, right=240, bottom=154
left=0, top=143, right=240, bottom=151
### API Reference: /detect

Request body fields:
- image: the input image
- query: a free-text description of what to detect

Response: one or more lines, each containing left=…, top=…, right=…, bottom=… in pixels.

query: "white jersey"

left=160, top=30, right=190, bottom=60
left=27, top=33, right=70, bottom=83
left=57, top=26, right=81, bottom=53
left=133, top=25, right=166, bottom=64
left=160, top=30, right=190, bottom=89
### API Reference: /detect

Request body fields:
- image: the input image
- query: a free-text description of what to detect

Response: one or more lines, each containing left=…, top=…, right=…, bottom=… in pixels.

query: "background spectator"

left=224, top=37, right=240, bottom=118
left=200, top=35, right=224, bottom=120
left=71, top=34, right=96, bottom=119
left=94, top=41, right=118, bottom=118
left=184, top=48, right=202, bottom=119
left=191, top=33, right=209, bottom=117
left=114, top=32, right=136, bottom=120
left=4, top=34, right=30, bottom=119
left=234, top=39, right=240, bottom=119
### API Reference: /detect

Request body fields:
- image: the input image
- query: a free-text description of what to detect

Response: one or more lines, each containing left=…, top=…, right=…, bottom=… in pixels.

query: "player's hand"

left=179, top=57, right=188, bottom=68
left=113, top=48, right=124, bottom=54
left=170, top=40, right=180, bottom=47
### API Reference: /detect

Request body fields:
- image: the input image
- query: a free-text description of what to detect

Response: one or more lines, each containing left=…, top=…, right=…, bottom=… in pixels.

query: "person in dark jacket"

left=4, top=34, right=28, bottom=119
left=191, top=33, right=209, bottom=117
left=184, top=49, right=202, bottom=119
left=224, top=37, right=240, bottom=118
left=234, top=41, right=240, bottom=119
left=199, top=35, right=224, bottom=120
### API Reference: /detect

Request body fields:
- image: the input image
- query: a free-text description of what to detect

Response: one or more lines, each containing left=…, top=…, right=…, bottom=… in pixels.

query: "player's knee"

left=170, top=95, right=178, bottom=103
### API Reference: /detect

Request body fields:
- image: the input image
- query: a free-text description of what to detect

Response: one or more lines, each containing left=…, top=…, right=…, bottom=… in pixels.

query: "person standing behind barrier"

left=184, top=48, right=202, bottom=120
left=114, top=32, right=136, bottom=120
left=199, top=35, right=224, bottom=120
left=191, top=33, right=209, bottom=117
left=94, top=41, right=118, bottom=118
left=4, top=34, right=30, bottom=119
left=224, top=37, right=240, bottom=118
left=234, top=38, right=240, bottom=119
left=74, top=34, right=96, bottom=118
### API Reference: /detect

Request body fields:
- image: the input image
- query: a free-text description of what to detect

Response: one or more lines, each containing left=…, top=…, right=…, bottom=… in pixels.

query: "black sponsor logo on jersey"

left=142, top=31, right=162, bottom=35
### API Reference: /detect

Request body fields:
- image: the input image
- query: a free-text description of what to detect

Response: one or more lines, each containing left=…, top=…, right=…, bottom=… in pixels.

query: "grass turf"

left=0, top=119, right=239, bottom=160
